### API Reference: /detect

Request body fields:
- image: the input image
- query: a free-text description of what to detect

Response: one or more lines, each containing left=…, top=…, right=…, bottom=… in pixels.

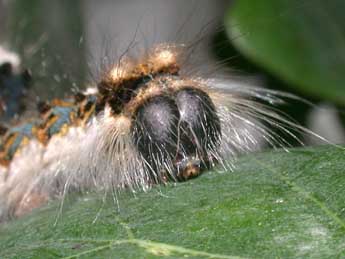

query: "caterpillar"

left=0, top=42, right=318, bottom=221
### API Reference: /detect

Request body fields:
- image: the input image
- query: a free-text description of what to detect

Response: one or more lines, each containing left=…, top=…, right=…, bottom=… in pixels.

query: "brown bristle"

left=0, top=124, right=8, bottom=136
left=97, top=45, right=181, bottom=98
left=0, top=157, right=10, bottom=167
left=37, top=101, right=51, bottom=115
left=146, top=46, right=180, bottom=75
left=124, top=81, right=164, bottom=115
left=74, top=92, right=86, bottom=103
left=97, top=81, right=112, bottom=96
left=50, top=98, right=74, bottom=107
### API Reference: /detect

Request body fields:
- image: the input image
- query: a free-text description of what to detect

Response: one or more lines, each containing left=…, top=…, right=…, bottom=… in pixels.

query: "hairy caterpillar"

left=0, top=41, right=320, bottom=221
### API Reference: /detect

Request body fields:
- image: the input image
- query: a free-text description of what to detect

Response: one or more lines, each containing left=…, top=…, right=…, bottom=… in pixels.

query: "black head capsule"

left=131, top=95, right=180, bottom=181
left=132, top=87, right=221, bottom=182
left=175, top=87, right=221, bottom=176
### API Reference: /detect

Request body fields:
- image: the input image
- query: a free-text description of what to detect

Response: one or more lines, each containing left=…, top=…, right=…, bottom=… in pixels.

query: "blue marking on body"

left=47, top=106, right=76, bottom=136
left=87, top=95, right=97, bottom=103
left=7, top=122, right=36, bottom=158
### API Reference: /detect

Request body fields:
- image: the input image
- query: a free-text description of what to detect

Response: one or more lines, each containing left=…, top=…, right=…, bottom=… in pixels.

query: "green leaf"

left=226, top=0, right=345, bottom=104
left=1, top=146, right=345, bottom=258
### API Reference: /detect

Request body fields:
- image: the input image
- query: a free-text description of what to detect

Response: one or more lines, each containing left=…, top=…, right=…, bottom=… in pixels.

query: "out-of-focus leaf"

left=226, top=0, right=345, bottom=104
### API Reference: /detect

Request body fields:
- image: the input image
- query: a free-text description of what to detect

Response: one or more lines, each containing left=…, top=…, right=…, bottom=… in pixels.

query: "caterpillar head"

left=131, top=86, right=221, bottom=181
left=97, top=44, right=221, bottom=183
left=92, top=42, right=306, bottom=189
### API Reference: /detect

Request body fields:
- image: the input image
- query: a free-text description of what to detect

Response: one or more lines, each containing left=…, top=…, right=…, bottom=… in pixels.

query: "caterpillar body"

left=0, top=43, right=311, bottom=221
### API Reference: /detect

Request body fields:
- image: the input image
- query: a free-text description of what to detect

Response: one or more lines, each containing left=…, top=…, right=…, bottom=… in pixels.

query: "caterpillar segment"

left=0, top=90, right=98, bottom=218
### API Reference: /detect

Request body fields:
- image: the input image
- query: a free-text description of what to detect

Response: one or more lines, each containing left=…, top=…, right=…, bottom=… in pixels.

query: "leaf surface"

left=1, top=146, right=345, bottom=258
